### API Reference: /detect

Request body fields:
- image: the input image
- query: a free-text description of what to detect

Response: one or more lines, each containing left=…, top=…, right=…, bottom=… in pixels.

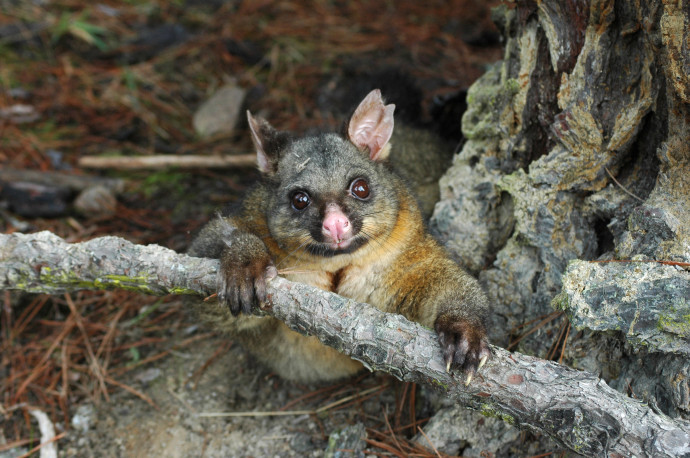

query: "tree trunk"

left=427, top=0, right=690, bottom=453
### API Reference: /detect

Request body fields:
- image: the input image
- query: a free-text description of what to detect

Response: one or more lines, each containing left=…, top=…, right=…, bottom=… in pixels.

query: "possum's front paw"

left=217, top=232, right=277, bottom=316
left=434, top=314, right=490, bottom=385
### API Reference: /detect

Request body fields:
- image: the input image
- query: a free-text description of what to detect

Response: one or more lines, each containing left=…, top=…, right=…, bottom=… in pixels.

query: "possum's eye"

left=291, top=191, right=311, bottom=210
left=349, top=178, right=370, bottom=200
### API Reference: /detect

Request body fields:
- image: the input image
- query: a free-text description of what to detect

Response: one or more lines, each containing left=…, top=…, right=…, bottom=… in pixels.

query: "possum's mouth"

left=305, top=235, right=367, bottom=257
left=327, top=238, right=353, bottom=250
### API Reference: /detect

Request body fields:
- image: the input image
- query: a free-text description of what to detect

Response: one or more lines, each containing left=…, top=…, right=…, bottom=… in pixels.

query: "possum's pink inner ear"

left=347, top=89, right=395, bottom=162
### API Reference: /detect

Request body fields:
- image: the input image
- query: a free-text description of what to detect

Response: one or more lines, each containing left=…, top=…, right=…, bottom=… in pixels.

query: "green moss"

left=463, top=74, right=520, bottom=141
left=658, top=313, right=690, bottom=337
left=551, top=292, right=570, bottom=311
left=170, top=287, right=201, bottom=296
left=430, top=379, right=449, bottom=390
left=39, top=267, right=99, bottom=290
left=505, top=78, right=520, bottom=94
left=497, top=169, right=527, bottom=195
left=462, top=63, right=518, bottom=140
left=35, top=268, right=184, bottom=296
left=94, top=274, right=159, bottom=294
left=479, top=403, right=517, bottom=426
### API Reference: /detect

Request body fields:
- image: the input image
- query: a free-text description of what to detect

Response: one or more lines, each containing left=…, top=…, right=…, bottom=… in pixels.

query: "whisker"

left=277, top=268, right=320, bottom=275
left=276, top=235, right=313, bottom=268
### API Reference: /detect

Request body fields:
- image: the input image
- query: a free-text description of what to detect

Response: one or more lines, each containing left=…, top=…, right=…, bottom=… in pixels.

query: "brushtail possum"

left=188, top=89, right=490, bottom=383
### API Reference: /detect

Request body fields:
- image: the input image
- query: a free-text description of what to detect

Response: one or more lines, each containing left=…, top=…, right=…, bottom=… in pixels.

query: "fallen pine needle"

left=105, top=376, right=159, bottom=410
left=417, top=426, right=442, bottom=458
left=591, top=259, right=690, bottom=267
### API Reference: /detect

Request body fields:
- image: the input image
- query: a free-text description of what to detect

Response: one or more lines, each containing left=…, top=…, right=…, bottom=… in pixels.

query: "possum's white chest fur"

left=335, top=262, right=385, bottom=306
left=284, top=246, right=401, bottom=313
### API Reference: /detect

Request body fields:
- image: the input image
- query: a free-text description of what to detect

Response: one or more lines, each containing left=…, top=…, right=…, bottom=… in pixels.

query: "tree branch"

left=1, top=231, right=688, bottom=457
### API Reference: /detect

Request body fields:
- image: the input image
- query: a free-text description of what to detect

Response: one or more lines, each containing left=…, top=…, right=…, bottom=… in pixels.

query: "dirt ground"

left=59, top=325, right=438, bottom=457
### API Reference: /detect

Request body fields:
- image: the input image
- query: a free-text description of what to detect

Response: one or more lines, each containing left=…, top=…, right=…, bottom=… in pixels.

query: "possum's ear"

left=247, top=111, right=290, bottom=175
left=347, top=89, right=395, bottom=162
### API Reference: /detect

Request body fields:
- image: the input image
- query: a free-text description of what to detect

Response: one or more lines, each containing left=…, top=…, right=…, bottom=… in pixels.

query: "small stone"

left=325, top=423, right=367, bottom=458
left=135, top=367, right=162, bottom=384
left=193, top=85, right=247, bottom=138
left=0, top=104, right=40, bottom=123
left=71, top=404, right=95, bottom=433
left=74, top=185, right=117, bottom=217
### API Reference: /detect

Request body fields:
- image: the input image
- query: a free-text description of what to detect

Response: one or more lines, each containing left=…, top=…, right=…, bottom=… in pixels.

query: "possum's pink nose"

left=322, top=206, right=351, bottom=243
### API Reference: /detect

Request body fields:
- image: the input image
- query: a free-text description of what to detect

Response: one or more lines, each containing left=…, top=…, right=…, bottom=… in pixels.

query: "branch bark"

left=1, top=231, right=688, bottom=457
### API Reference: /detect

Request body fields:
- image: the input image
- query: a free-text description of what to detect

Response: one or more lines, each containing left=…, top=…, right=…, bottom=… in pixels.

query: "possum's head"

left=247, top=89, right=404, bottom=258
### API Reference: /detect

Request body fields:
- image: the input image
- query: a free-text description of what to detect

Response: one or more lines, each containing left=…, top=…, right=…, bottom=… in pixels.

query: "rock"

left=192, top=85, right=247, bottom=138
left=430, top=156, right=513, bottom=274
left=413, top=404, right=558, bottom=456
left=0, top=21, right=44, bottom=47
left=557, top=259, right=690, bottom=419
left=0, top=104, right=40, bottom=123
left=290, top=432, right=316, bottom=454
left=74, top=185, right=117, bottom=218
left=135, top=367, right=162, bottom=384
left=72, top=404, right=95, bottom=433
left=611, top=349, right=690, bottom=419
left=1, top=182, right=70, bottom=217
left=325, top=423, right=366, bottom=458
left=558, top=260, right=690, bottom=356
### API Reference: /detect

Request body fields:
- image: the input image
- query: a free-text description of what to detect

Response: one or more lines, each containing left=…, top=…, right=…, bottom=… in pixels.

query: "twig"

left=279, top=379, right=358, bottom=411
left=559, top=324, right=570, bottom=365
left=364, top=438, right=406, bottom=458
left=0, top=439, right=33, bottom=453
left=78, top=154, right=256, bottom=170
left=604, top=166, right=645, bottom=202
